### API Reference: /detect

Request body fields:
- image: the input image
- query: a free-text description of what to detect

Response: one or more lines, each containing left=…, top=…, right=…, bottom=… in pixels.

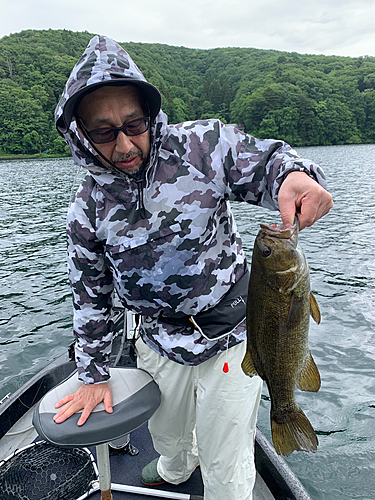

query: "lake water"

left=1, top=145, right=375, bottom=499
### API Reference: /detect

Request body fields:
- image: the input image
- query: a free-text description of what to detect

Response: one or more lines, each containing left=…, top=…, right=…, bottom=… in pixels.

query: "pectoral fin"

left=296, top=352, right=321, bottom=392
left=241, top=351, right=259, bottom=377
left=310, top=292, right=321, bottom=324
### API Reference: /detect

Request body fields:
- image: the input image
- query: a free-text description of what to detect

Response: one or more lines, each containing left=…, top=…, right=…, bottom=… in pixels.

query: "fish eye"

left=261, top=246, right=272, bottom=258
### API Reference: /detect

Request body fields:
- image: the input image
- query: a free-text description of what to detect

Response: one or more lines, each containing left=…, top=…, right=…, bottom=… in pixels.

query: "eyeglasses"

left=83, top=117, right=150, bottom=144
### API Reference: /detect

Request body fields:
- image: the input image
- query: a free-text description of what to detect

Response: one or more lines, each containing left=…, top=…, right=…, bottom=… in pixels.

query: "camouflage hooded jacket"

left=56, top=36, right=327, bottom=384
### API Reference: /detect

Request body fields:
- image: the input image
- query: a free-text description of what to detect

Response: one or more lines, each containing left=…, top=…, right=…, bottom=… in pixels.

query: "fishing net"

left=0, top=441, right=97, bottom=500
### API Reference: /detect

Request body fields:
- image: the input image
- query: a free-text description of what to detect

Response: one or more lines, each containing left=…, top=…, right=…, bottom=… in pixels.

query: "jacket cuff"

left=273, top=160, right=328, bottom=208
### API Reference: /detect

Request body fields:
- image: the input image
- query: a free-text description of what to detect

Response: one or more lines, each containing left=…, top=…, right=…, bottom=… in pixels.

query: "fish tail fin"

left=296, top=352, right=321, bottom=392
left=271, top=405, right=318, bottom=456
left=241, top=351, right=259, bottom=377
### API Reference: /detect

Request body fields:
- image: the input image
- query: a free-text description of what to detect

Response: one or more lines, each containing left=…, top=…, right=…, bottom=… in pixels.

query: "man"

left=53, top=35, right=333, bottom=500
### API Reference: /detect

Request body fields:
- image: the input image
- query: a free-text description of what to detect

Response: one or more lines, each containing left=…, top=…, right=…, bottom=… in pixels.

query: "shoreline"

left=0, top=155, right=71, bottom=161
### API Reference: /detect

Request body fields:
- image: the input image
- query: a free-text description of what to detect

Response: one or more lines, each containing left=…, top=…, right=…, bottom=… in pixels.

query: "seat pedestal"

left=33, top=367, right=202, bottom=500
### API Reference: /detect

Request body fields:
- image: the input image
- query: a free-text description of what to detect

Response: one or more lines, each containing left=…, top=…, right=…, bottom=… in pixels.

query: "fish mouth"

left=260, top=216, right=299, bottom=239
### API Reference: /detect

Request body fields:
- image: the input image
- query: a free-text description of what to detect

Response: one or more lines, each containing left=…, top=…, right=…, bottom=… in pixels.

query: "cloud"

left=1, top=0, right=375, bottom=57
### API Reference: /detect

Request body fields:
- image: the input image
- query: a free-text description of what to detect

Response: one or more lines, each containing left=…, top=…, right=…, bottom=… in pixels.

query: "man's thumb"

left=280, top=203, right=296, bottom=229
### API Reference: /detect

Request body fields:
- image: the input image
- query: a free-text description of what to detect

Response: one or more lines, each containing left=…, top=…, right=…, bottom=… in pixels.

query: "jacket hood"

left=55, top=35, right=167, bottom=176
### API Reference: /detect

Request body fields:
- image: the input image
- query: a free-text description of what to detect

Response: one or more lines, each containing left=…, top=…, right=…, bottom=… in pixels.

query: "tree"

left=170, top=97, right=190, bottom=123
left=0, top=84, right=49, bottom=154
left=23, top=130, right=41, bottom=154
left=1, top=28, right=375, bottom=152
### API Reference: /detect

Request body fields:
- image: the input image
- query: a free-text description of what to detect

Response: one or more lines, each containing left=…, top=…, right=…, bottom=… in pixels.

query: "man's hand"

left=278, top=171, right=333, bottom=230
left=53, top=382, right=113, bottom=426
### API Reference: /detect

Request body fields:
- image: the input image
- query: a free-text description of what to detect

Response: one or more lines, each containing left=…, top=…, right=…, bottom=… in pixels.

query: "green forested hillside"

left=1, top=29, right=375, bottom=155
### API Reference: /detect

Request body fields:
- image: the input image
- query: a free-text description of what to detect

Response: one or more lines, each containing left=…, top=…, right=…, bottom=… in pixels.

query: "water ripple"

left=1, top=146, right=375, bottom=499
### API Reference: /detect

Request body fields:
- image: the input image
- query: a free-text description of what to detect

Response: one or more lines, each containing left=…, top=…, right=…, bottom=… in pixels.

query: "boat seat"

left=33, top=367, right=201, bottom=500
left=33, top=367, right=161, bottom=448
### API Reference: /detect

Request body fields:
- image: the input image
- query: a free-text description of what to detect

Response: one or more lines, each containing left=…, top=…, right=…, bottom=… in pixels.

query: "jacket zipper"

left=135, top=179, right=147, bottom=219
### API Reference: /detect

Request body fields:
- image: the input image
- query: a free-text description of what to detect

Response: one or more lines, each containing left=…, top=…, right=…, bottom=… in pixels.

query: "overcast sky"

left=1, top=0, right=375, bottom=58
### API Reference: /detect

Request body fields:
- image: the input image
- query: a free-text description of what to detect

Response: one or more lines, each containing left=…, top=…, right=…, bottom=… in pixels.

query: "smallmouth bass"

left=242, top=218, right=321, bottom=456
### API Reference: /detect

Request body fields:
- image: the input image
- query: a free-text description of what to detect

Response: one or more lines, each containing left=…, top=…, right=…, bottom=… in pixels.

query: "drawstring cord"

left=189, top=316, right=231, bottom=373
left=223, top=335, right=230, bottom=373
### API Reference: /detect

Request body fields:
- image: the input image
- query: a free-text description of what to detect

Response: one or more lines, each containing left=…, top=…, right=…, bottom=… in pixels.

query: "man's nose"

left=115, top=131, right=134, bottom=153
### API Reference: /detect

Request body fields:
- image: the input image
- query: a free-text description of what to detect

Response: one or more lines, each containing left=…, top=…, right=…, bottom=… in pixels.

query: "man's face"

left=77, top=86, right=151, bottom=174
